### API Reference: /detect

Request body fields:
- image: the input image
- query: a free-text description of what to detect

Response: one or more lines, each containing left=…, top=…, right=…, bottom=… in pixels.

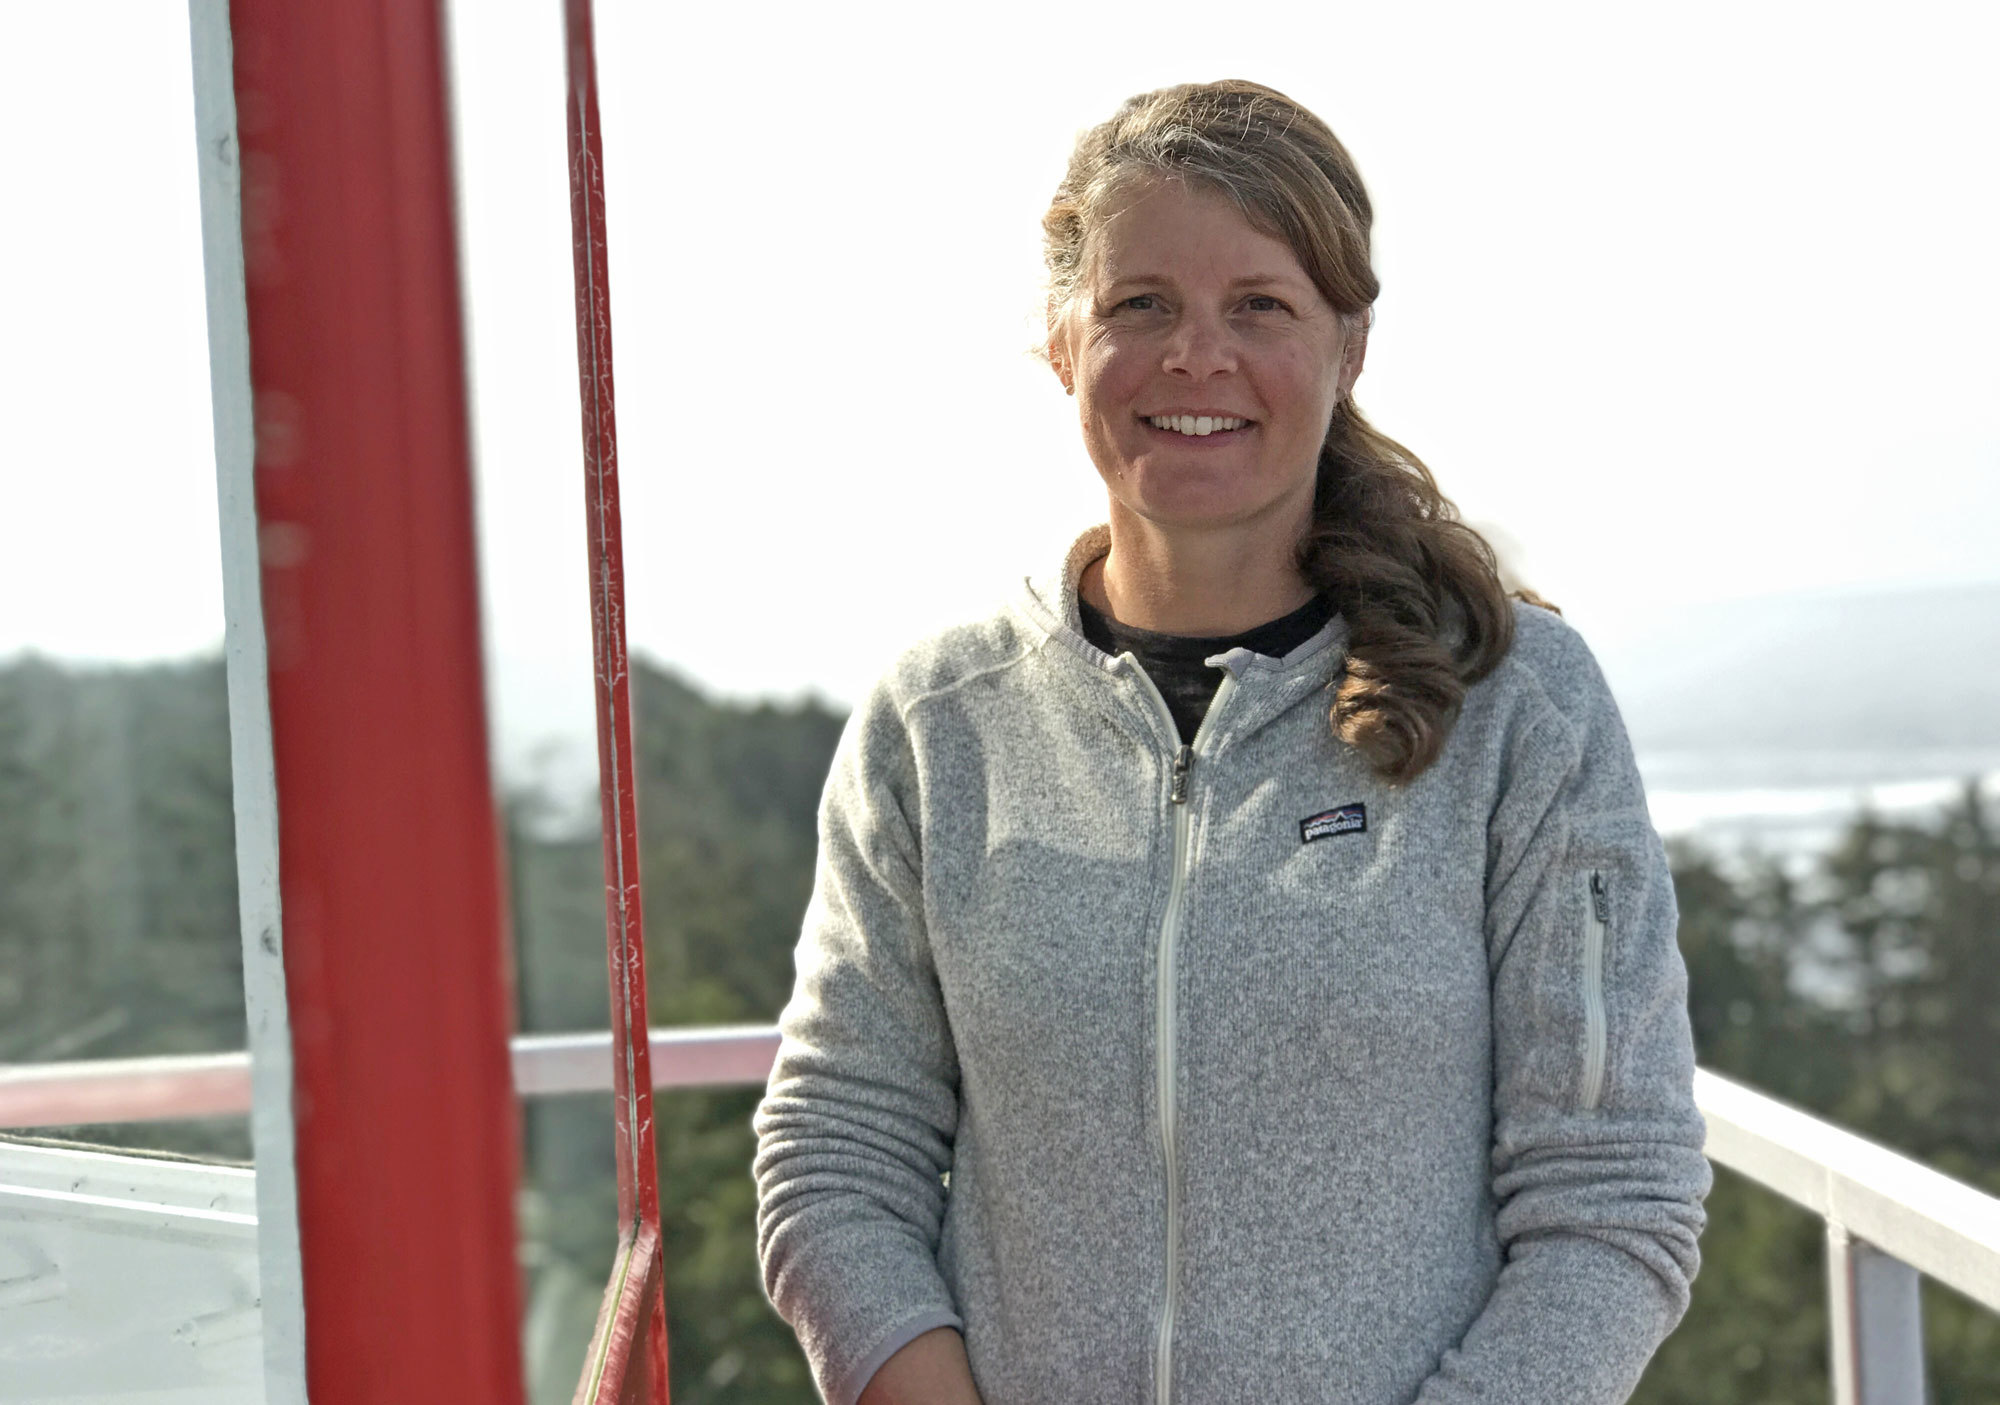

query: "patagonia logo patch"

left=1300, top=803, right=1367, bottom=844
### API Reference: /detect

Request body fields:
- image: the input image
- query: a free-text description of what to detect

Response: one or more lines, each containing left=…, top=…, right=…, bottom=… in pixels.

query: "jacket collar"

left=1019, top=525, right=1350, bottom=685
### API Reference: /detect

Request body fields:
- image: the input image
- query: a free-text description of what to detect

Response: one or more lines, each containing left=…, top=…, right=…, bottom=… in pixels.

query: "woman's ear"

left=1337, top=314, right=1370, bottom=401
left=1046, top=299, right=1079, bottom=395
left=1048, top=337, right=1075, bottom=396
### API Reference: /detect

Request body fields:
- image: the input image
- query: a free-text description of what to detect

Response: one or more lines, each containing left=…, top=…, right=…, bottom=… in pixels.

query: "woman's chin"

left=1110, top=476, right=1309, bottom=538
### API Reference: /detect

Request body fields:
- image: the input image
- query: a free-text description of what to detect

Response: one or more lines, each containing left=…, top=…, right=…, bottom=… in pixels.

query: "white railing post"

left=1827, top=1222, right=1926, bottom=1405
left=186, top=2, right=309, bottom=1400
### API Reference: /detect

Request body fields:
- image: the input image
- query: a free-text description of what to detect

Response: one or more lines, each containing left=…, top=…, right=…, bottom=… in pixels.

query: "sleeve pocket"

left=1578, top=869, right=1611, bottom=1111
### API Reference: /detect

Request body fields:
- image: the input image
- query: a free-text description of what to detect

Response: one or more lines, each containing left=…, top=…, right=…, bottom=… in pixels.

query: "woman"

left=754, top=80, right=1709, bottom=1405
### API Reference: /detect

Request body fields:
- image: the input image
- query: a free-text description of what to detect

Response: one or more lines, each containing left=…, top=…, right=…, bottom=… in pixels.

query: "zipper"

left=1130, top=664, right=1235, bottom=1405
left=1579, top=870, right=1610, bottom=1111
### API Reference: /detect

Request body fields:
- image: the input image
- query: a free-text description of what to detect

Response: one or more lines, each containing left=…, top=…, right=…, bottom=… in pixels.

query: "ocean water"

left=1637, top=747, right=2000, bottom=861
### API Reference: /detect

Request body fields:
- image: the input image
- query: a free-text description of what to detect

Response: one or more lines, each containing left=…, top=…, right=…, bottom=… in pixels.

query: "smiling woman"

left=1045, top=87, right=1522, bottom=783
left=1052, top=178, right=1359, bottom=571
left=752, top=80, right=1709, bottom=1405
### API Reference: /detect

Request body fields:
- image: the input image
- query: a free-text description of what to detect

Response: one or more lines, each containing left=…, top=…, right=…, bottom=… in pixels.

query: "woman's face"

left=1050, top=177, right=1364, bottom=541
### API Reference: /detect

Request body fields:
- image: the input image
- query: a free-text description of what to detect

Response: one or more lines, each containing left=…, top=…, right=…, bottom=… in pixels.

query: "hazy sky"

left=3, top=1, right=1995, bottom=774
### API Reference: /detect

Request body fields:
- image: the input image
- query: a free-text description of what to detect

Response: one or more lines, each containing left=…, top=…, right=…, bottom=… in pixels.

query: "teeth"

left=1148, top=415, right=1247, bottom=436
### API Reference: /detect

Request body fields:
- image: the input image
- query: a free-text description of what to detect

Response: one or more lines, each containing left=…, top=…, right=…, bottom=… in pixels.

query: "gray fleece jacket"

left=754, top=527, right=1710, bottom=1405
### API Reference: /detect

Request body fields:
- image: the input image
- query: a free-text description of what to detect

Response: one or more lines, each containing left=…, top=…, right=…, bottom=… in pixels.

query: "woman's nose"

left=1161, top=316, right=1237, bottom=378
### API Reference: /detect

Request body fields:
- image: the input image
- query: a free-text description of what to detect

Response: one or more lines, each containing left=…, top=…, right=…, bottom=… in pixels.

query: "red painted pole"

left=563, top=1, right=671, bottom=1400
left=227, top=2, right=525, bottom=1401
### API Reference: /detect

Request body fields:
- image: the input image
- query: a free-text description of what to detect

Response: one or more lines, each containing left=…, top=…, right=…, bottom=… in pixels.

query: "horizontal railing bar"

left=6, top=1039, right=1996, bottom=1317
left=0, top=1052, right=253, bottom=1129
left=0, top=1027, right=782, bottom=1131
left=511, top=1026, right=782, bottom=1096
left=1696, top=1068, right=2000, bottom=1315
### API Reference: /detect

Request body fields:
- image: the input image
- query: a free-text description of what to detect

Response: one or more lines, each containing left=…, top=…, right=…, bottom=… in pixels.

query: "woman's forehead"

left=1083, top=179, right=1309, bottom=285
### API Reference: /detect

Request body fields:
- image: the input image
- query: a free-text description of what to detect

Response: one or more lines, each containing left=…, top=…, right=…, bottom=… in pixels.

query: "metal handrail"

left=1695, top=1068, right=2000, bottom=1314
left=0, top=1027, right=782, bottom=1130
left=5, top=1032, right=1994, bottom=1403
left=1694, top=1068, right=1999, bottom=1404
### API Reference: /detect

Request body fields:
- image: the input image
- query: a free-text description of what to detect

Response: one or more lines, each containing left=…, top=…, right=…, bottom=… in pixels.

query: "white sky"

left=2, top=1, right=1995, bottom=776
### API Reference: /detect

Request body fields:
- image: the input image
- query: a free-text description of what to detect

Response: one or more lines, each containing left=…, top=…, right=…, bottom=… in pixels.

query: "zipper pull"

left=1590, top=871, right=1610, bottom=923
left=1170, top=745, right=1193, bottom=804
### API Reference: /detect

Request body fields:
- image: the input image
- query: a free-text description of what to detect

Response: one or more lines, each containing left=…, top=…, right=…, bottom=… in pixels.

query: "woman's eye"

left=1244, top=295, right=1287, bottom=313
left=1119, top=294, right=1159, bottom=312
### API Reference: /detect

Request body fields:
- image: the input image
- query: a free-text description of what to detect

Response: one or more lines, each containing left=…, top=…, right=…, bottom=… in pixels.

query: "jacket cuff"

left=766, top=1215, right=962, bottom=1405
left=834, top=1307, right=966, bottom=1405
left=1411, top=1231, right=1689, bottom=1403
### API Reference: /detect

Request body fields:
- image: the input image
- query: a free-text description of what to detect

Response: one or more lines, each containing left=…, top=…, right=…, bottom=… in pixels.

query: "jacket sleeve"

left=752, top=681, right=964, bottom=1405
left=1411, top=625, right=1712, bottom=1403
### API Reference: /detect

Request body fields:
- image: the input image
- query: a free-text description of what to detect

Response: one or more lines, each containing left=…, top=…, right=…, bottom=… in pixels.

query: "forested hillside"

left=1, top=656, right=1994, bottom=1401
left=0, top=658, right=243, bottom=1072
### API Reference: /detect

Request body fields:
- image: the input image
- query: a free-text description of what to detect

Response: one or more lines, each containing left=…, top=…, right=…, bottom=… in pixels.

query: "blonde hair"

left=1044, top=80, right=1538, bottom=784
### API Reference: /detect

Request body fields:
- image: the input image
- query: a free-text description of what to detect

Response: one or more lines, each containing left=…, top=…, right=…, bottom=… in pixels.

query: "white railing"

left=0, top=1026, right=782, bottom=1128
left=4, top=1034, right=1995, bottom=1405
left=0, top=1026, right=783, bottom=1401
left=1694, top=1068, right=2000, bottom=1404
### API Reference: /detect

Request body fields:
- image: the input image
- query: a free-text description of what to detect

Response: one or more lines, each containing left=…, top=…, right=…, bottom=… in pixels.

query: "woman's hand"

left=857, top=1327, right=985, bottom=1405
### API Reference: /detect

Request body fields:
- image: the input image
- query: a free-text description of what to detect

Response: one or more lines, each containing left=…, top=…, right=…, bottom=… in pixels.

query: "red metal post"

left=573, top=1222, right=667, bottom=1405
left=228, top=3, right=526, bottom=1401
left=563, top=0, right=671, bottom=1400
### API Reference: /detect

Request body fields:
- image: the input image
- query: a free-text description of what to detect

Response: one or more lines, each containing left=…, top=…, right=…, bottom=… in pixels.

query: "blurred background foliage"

left=1, top=655, right=1994, bottom=1401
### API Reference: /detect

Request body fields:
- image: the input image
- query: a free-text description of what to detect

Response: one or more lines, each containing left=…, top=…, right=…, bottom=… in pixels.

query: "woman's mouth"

left=1142, top=414, right=1253, bottom=438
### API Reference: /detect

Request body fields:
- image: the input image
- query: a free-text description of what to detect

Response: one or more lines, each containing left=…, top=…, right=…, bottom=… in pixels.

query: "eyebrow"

left=1102, top=272, right=1312, bottom=292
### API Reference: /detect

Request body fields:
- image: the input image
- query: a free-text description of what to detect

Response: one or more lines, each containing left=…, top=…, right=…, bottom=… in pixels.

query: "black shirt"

left=1078, top=591, right=1335, bottom=744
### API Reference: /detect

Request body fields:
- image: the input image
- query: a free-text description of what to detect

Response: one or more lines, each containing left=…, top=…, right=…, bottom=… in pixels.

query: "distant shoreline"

left=1640, top=748, right=2000, bottom=861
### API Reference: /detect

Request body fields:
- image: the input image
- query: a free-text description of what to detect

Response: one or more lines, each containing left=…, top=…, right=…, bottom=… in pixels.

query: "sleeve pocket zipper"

left=1579, top=870, right=1610, bottom=1111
